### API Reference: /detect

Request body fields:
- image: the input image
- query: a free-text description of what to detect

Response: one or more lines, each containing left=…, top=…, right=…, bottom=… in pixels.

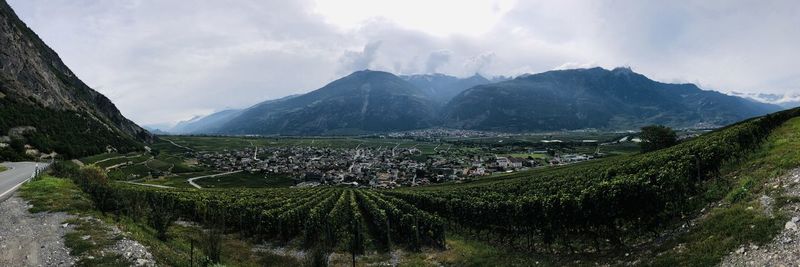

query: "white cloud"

left=339, top=41, right=382, bottom=74
left=313, top=0, right=517, bottom=37
left=425, top=50, right=452, bottom=73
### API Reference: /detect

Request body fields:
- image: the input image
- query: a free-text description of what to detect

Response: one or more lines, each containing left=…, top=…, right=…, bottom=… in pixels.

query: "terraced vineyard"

left=386, top=108, right=800, bottom=249
left=52, top=162, right=447, bottom=254
left=131, top=187, right=443, bottom=251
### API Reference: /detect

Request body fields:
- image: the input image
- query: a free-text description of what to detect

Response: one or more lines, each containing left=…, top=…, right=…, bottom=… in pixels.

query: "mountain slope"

left=170, top=109, right=243, bottom=134
left=218, top=70, right=439, bottom=135
left=0, top=1, right=151, bottom=158
left=401, top=73, right=491, bottom=104
left=443, top=67, right=783, bottom=131
left=169, top=94, right=301, bottom=134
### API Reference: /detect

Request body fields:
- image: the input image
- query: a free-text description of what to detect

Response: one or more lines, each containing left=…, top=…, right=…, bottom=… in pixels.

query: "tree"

left=639, top=125, right=677, bottom=152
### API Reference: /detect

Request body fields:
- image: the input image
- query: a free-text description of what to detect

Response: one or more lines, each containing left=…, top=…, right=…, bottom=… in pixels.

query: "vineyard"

left=388, top=107, right=800, bottom=249
left=52, top=107, right=800, bottom=258
left=52, top=162, right=446, bottom=256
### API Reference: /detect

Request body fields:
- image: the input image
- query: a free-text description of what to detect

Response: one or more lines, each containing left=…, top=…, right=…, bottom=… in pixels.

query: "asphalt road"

left=0, top=162, right=45, bottom=202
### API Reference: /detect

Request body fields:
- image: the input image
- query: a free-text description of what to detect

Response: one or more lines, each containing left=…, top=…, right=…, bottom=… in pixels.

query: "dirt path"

left=0, top=195, right=75, bottom=266
left=161, top=138, right=194, bottom=152
left=721, top=168, right=800, bottom=266
left=187, top=170, right=242, bottom=189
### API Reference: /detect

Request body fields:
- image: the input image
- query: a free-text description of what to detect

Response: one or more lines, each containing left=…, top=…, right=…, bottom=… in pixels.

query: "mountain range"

left=0, top=1, right=152, bottom=159
left=163, top=67, right=783, bottom=135
left=443, top=67, right=782, bottom=131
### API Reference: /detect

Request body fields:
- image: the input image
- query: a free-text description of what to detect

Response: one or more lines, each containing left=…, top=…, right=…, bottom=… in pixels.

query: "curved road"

left=187, top=170, right=243, bottom=189
left=0, top=162, right=46, bottom=201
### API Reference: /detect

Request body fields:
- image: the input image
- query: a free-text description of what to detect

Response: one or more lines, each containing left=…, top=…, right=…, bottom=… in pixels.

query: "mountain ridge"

left=443, top=67, right=783, bottom=131
left=166, top=67, right=782, bottom=135
left=216, top=70, right=440, bottom=135
left=0, top=0, right=151, bottom=158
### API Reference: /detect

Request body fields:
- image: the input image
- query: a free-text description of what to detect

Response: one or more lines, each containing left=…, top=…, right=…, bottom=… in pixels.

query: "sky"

left=7, top=0, right=800, bottom=126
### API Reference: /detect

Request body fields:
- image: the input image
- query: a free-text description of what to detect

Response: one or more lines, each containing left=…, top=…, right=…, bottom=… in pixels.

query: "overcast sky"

left=7, top=0, right=800, bottom=126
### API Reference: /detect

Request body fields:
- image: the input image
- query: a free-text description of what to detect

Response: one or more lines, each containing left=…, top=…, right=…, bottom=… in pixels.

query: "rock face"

left=442, top=67, right=784, bottom=132
left=0, top=1, right=151, bottom=157
left=219, top=70, right=439, bottom=135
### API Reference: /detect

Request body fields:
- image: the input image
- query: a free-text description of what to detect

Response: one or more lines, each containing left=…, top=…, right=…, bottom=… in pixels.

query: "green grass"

left=19, top=175, right=93, bottom=213
left=79, top=152, right=121, bottom=164
left=94, top=154, right=150, bottom=169
left=104, top=150, right=205, bottom=181
left=142, top=171, right=217, bottom=188
left=160, top=135, right=434, bottom=152
left=648, top=204, right=783, bottom=266
left=194, top=172, right=295, bottom=188
left=64, top=218, right=130, bottom=267
left=0, top=165, right=6, bottom=172
left=504, top=153, right=548, bottom=159
left=20, top=176, right=131, bottom=266
left=643, top=117, right=800, bottom=266
left=396, top=234, right=554, bottom=267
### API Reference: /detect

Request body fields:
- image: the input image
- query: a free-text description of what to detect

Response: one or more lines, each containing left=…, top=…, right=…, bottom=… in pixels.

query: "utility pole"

left=190, top=239, right=194, bottom=267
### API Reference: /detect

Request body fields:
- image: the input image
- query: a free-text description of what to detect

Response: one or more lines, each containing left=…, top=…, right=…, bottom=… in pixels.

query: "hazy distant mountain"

left=217, top=70, right=439, bottom=135
left=400, top=73, right=492, bottom=104
left=156, top=95, right=299, bottom=135
left=142, top=126, right=171, bottom=135
left=442, top=67, right=783, bottom=131
left=729, top=92, right=800, bottom=109
left=170, top=109, right=243, bottom=134
left=0, top=1, right=151, bottom=158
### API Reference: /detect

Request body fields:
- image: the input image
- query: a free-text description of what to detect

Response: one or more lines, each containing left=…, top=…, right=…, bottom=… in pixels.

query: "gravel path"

left=0, top=194, right=75, bottom=266
left=721, top=168, right=800, bottom=266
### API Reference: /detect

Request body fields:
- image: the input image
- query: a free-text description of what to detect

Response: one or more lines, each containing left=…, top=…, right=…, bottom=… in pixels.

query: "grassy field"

left=194, top=172, right=295, bottom=188
left=79, top=152, right=139, bottom=165
left=141, top=171, right=216, bottom=188
left=641, top=117, right=800, bottom=266
left=504, top=153, right=549, bottom=159
left=90, top=153, right=150, bottom=169
left=159, top=136, right=434, bottom=152
left=0, top=165, right=6, bottom=172
left=19, top=175, right=94, bottom=213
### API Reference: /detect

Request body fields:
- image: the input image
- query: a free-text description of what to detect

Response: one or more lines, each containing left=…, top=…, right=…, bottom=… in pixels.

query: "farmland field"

left=193, top=172, right=295, bottom=188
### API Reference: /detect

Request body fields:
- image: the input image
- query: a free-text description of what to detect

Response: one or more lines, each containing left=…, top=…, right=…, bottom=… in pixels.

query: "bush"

left=640, top=125, right=678, bottom=152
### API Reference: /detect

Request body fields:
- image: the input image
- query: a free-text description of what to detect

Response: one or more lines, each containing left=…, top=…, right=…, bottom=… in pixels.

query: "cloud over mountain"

left=7, top=0, right=800, bottom=125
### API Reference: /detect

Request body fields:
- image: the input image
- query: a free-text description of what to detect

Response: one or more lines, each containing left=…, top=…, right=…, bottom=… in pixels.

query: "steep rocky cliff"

left=0, top=1, right=152, bottom=158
